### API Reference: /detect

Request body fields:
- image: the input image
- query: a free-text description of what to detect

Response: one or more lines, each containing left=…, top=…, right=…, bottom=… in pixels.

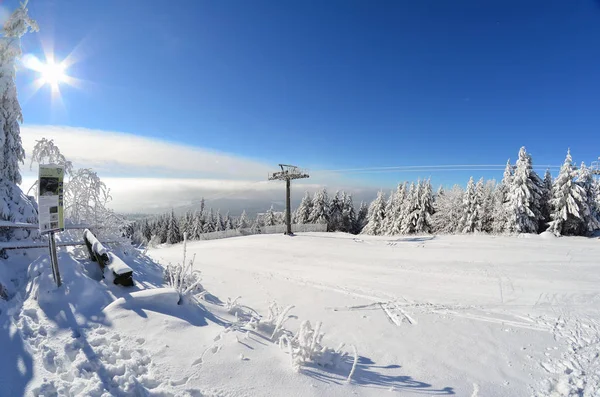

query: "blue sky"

left=6, top=0, right=600, bottom=210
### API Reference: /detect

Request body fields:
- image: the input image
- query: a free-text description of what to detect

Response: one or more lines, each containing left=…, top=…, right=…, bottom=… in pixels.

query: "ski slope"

left=1, top=232, right=599, bottom=396
left=148, top=232, right=600, bottom=396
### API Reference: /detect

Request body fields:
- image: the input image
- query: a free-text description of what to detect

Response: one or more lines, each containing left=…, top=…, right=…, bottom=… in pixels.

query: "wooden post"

left=49, top=232, right=62, bottom=287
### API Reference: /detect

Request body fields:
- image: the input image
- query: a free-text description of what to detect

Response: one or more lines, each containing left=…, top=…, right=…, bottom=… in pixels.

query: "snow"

left=1, top=232, right=600, bottom=396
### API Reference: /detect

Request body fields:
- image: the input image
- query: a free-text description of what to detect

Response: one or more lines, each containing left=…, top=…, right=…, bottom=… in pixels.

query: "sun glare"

left=39, top=61, right=67, bottom=87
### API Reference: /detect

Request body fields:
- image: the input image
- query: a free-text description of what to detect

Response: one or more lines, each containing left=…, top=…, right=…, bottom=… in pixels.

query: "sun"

left=39, top=61, right=67, bottom=88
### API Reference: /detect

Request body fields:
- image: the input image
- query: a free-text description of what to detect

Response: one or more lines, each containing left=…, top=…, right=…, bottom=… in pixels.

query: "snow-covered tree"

left=576, top=162, right=600, bottom=234
left=382, top=190, right=395, bottom=234
left=309, top=188, right=329, bottom=224
left=328, top=191, right=343, bottom=232
left=203, top=208, right=215, bottom=233
left=362, top=191, right=386, bottom=235
left=355, top=201, right=368, bottom=234
left=481, top=180, right=496, bottom=233
left=250, top=213, right=263, bottom=233
left=431, top=184, right=464, bottom=234
left=340, top=192, right=356, bottom=233
left=264, top=205, right=277, bottom=226
left=492, top=160, right=512, bottom=233
left=414, top=179, right=434, bottom=234
left=401, top=182, right=419, bottom=234
left=294, top=192, right=313, bottom=224
left=191, top=209, right=204, bottom=239
left=0, top=2, right=38, bottom=185
left=166, top=210, right=181, bottom=244
left=64, top=168, right=123, bottom=232
left=237, top=210, right=249, bottom=230
left=29, top=138, right=73, bottom=174
left=388, top=183, right=407, bottom=235
left=505, top=147, right=543, bottom=234
left=547, top=150, right=589, bottom=236
left=458, top=177, right=483, bottom=233
left=539, top=169, right=553, bottom=231
left=214, top=209, right=224, bottom=231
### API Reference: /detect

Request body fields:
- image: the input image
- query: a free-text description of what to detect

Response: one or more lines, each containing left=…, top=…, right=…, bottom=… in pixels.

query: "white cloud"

left=20, top=125, right=273, bottom=179
left=20, top=125, right=377, bottom=213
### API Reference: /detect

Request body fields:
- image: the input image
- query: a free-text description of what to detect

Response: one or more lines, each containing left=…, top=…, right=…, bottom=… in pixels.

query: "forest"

left=129, top=147, right=600, bottom=245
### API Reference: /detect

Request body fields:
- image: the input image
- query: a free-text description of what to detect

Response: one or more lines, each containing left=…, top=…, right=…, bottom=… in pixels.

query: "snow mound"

left=103, top=287, right=180, bottom=313
left=539, top=231, right=557, bottom=239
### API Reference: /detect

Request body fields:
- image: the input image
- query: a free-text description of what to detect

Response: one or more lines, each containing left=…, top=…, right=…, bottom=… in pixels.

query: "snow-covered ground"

left=1, top=232, right=599, bottom=396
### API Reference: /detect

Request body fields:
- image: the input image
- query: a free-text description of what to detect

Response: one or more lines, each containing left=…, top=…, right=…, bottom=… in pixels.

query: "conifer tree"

left=0, top=2, right=38, bottom=184
left=264, top=205, right=277, bottom=226
left=505, top=147, right=543, bottom=233
left=328, top=191, right=344, bottom=231
left=362, top=191, right=386, bottom=235
left=341, top=192, right=356, bottom=233
left=388, top=183, right=407, bottom=235
left=294, top=191, right=313, bottom=224
left=166, top=210, right=181, bottom=244
left=548, top=150, right=587, bottom=235
left=237, top=210, right=249, bottom=230
left=355, top=201, right=369, bottom=234
left=401, top=182, right=419, bottom=234
left=309, top=188, right=329, bottom=224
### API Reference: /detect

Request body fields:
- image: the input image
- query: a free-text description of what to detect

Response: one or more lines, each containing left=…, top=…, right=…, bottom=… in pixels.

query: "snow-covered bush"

left=278, top=319, right=357, bottom=380
left=164, top=233, right=203, bottom=303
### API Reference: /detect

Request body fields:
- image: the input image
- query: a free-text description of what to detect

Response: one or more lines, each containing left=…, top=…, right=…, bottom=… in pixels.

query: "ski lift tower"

left=268, top=164, right=310, bottom=235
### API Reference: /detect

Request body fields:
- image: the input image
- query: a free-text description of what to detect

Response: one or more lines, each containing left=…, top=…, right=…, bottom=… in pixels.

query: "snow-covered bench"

left=83, top=229, right=134, bottom=287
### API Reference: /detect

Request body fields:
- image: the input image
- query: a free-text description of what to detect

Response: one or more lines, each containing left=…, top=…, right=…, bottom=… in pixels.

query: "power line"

left=312, top=164, right=562, bottom=175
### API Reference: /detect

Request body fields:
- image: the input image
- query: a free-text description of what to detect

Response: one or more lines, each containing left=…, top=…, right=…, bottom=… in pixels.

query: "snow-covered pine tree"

left=341, top=192, right=356, bottom=233
left=362, top=191, right=386, bottom=235
left=214, top=209, right=224, bottom=231
left=538, top=169, right=553, bottom=232
left=355, top=201, right=368, bottom=234
left=250, top=213, right=263, bottom=234
left=328, top=191, right=343, bottom=232
left=547, top=150, right=588, bottom=236
left=264, top=205, right=277, bottom=226
left=179, top=211, right=190, bottom=237
left=505, top=147, right=543, bottom=234
left=156, top=215, right=168, bottom=243
left=191, top=209, right=204, bottom=239
left=492, top=160, right=512, bottom=233
left=431, top=184, right=464, bottom=234
left=166, top=210, right=181, bottom=244
left=576, top=162, right=600, bottom=234
left=415, top=179, right=434, bottom=234
left=458, top=177, right=482, bottom=233
left=481, top=179, right=496, bottom=233
left=382, top=190, right=395, bottom=235
left=0, top=2, right=38, bottom=185
left=203, top=208, right=215, bottom=233
left=401, top=182, right=419, bottom=234
left=237, top=210, right=249, bottom=230
left=388, top=182, right=407, bottom=235
left=224, top=211, right=234, bottom=230
left=309, top=188, right=329, bottom=225
left=294, top=191, right=313, bottom=224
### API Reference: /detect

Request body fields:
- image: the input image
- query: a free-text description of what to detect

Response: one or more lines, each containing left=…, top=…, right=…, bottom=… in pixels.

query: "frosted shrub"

left=278, top=320, right=357, bottom=380
left=225, top=296, right=242, bottom=313
left=165, top=233, right=203, bottom=303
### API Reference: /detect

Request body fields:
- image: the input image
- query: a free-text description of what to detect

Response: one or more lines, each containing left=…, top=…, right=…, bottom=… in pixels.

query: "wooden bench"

left=83, top=229, right=134, bottom=287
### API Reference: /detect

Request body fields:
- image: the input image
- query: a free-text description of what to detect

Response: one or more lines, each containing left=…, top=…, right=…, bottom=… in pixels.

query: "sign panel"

left=38, top=164, right=65, bottom=234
